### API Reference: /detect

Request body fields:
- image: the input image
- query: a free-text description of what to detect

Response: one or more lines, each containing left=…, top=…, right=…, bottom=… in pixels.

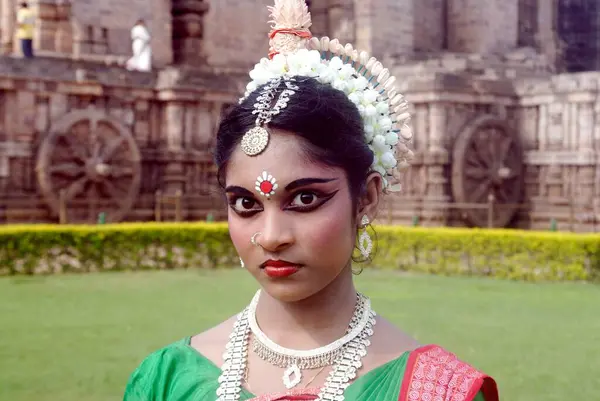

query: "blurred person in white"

left=126, top=19, right=151, bottom=72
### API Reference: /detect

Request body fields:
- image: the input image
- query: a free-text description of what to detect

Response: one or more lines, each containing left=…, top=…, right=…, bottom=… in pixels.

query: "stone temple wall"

left=0, top=56, right=245, bottom=223
left=381, top=62, right=600, bottom=232
left=0, top=0, right=599, bottom=230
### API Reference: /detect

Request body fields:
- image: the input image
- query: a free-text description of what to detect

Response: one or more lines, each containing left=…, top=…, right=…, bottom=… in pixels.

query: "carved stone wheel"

left=451, top=114, right=525, bottom=228
left=36, top=109, right=141, bottom=223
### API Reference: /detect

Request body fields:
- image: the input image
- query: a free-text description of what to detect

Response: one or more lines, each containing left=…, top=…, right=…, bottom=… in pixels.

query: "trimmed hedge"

left=0, top=223, right=237, bottom=275
left=374, top=227, right=600, bottom=282
left=0, top=223, right=598, bottom=281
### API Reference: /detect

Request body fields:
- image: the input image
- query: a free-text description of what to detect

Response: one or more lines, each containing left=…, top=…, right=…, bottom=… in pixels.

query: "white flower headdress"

left=239, top=0, right=414, bottom=192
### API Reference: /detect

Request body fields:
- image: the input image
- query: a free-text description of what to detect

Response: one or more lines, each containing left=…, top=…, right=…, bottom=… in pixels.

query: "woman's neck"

left=253, top=267, right=358, bottom=349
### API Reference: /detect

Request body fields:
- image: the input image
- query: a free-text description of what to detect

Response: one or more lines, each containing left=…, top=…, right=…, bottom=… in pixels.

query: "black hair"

left=20, top=2, right=28, bottom=8
left=214, top=77, right=374, bottom=206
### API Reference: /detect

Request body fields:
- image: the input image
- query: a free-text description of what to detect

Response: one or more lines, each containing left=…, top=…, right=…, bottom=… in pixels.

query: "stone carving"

left=36, top=108, right=141, bottom=223
left=547, top=103, right=564, bottom=149
left=451, top=115, right=525, bottom=227
left=172, top=0, right=210, bottom=64
left=35, top=0, right=73, bottom=54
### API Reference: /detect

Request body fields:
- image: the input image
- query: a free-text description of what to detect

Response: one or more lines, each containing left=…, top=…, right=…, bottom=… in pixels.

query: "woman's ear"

left=357, top=172, right=383, bottom=224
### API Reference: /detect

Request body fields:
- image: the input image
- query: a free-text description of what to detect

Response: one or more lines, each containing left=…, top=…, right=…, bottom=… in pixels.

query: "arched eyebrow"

left=285, top=178, right=337, bottom=191
left=224, top=186, right=254, bottom=196
left=225, top=178, right=338, bottom=196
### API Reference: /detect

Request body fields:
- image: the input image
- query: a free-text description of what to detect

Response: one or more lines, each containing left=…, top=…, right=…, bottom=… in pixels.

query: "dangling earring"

left=239, top=258, right=245, bottom=268
left=358, top=215, right=372, bottom=259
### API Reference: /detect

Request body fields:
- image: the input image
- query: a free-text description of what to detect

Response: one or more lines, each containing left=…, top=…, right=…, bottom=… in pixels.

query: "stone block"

left=16, top=91, right=36, bottom=137
left=194, top=102, right=213, bottom=147
left=134, top=120, right=150, bottom=143
left=204, top=0, right=271, bottom=67
left=36, top=99, right=49, bottom=133
left=355, top=0, right=414, bottom=58
left=447, top=0, right=518, bottom=54
left=414, top=0, right=445, bottom=52
left=49, top=93, right=68, bottom=121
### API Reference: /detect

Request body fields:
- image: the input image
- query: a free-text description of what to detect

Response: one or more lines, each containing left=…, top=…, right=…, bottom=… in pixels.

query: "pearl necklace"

left=216, top=290, right=376, bottom=401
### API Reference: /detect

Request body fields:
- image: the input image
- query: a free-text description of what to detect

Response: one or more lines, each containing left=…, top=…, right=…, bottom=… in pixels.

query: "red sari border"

left=398, top=345, right=499, bottom=401
left=249, top=387, right=320, bottom=401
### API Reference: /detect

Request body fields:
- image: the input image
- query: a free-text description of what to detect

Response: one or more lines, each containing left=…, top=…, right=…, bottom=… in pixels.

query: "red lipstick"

left=262, top=260, right=301, bottom=278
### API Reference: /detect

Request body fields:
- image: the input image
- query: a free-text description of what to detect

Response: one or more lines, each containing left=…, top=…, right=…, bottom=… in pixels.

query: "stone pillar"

left=354, top=0, right=413, bottom=58
left=151, top=0, right=173, bottom=67
left=518, top=0, right=538, bottom=48
left=413, top=0, right=445, bottom=52
left=447, top=0, right=518, bottom=54
left=35, top=0, right=58, bottom=52
left=1, top=0, right=15, bottom=54
left=307, top=0, right=329, bottom=38
left=537, top=0, right=558, bottom=68
left=428, top=103, right=447, bottom=153
left=54, top=0, right=72, bottom=54
left=328, top=0, right=355, bottom=45
left=193, top=102, right=214, bottom=148
left=172, top=0, right=210, bottom=65
left=545, top=164, right=564, bottom=200
left=306, top=0, right=354, bottom=44
left=422, top=103, right=450, bottom=224
left=577, top=103, right=595, bottom=212
left=163, top=102, right=186, bottom=193
left=165, top=102, right=184, bottom=151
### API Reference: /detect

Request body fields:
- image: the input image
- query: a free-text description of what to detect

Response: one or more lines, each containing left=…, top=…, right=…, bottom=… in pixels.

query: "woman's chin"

left=258, top=280, right=322, bottom=304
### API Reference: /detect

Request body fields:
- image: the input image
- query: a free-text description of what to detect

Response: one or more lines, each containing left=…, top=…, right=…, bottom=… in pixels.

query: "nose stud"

left=251, top=232, right=261, bottom=247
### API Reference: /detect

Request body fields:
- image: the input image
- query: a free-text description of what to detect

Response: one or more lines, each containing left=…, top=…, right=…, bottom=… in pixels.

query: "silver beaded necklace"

left=216, top=290, right=376, bottom=401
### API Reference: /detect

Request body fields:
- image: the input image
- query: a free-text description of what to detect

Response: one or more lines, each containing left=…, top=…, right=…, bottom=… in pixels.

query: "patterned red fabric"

left=398, top=345, right=499, bottom=401
left=250, top=387, right=320, bottom=401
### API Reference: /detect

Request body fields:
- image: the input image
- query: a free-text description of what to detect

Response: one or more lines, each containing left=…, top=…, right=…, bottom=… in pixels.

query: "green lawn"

left=0, top=269, right=598, bottom=401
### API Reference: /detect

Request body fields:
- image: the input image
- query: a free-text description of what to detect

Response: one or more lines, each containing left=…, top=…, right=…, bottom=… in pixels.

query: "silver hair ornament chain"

left=241, top=77, right=299, bottom=156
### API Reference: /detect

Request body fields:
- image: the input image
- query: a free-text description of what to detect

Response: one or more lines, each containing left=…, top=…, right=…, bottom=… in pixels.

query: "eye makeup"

left=225, top=177, right=340, bottom=217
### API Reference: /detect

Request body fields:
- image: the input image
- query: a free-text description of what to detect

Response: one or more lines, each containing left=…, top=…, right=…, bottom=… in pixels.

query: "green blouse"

left=124, top=337, right=486, bottom=401
left=123, top=337, right=409, bottom=401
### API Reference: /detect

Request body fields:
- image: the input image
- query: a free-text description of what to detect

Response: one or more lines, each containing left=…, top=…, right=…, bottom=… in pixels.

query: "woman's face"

left=224, top=129, right=357, bottom=303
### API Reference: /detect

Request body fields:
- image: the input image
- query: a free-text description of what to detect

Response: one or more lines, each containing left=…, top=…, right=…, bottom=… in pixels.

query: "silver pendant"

left=283, top=363, right=302, bottom=389
left=241, top=125, right=270, bottom=156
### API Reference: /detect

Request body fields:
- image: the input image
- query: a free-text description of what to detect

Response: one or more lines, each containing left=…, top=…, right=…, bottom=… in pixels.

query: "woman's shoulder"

left=189, top=315, right=238, bottom=367
left=123, top=317, right=238, bottom=401
left=401, top=345, right=499, bottom=401
left=129, top=314, right=237, bottom=371
left=372, top=317, right=498, bottom=401
left=368, top=316, right=421, bottom=358
left=123, top=338, right=199, bottom=401
left=125, top=337, right=203, bottom=385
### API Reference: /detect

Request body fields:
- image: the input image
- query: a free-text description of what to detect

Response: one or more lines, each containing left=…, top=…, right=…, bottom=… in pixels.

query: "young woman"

left=123, top=1, right=499, bottom=400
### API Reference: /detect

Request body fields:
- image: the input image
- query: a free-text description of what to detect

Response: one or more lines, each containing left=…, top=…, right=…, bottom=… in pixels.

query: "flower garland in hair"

left=239, top=0, right=414, bottom=192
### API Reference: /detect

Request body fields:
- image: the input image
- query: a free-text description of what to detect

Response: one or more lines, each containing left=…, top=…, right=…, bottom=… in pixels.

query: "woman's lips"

left=262, top=260, right=301, bottom=278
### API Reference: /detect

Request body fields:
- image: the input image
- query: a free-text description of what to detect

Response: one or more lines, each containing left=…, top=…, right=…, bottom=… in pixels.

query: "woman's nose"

left=257, top=211, right=294, bottom=253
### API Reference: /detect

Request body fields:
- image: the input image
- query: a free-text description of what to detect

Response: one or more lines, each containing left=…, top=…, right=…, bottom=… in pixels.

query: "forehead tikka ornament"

left=240, top=77, right=300, bottom=157
left=255, top=171, right=278, bottom=198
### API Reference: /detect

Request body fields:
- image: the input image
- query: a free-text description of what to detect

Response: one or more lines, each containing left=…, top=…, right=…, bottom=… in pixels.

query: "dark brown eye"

left=300, top=193, right=314, bottom=204
left=292, top=192, right=317, bottom=206
left=234, top=197, right=257, bottom=211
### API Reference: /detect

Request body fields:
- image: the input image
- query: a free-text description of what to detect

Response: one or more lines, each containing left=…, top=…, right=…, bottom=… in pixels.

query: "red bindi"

left=260, top=181, right=273, bottom=193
